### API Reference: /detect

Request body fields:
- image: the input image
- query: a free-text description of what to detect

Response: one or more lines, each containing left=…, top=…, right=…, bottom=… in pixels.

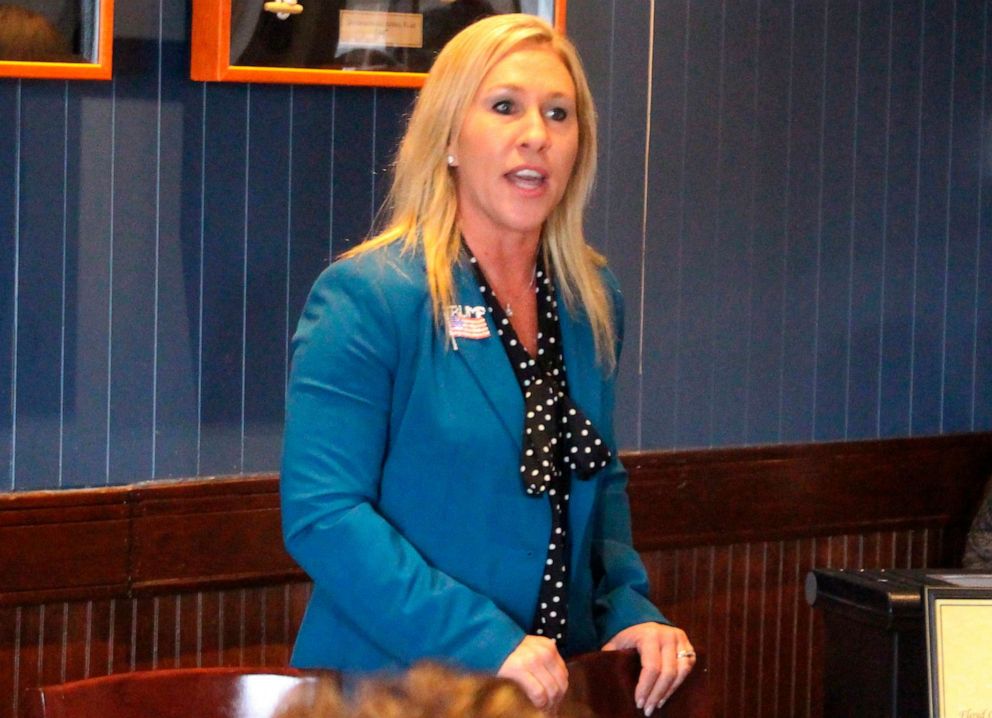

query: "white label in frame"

left=338, top=10, right=424, bottom=49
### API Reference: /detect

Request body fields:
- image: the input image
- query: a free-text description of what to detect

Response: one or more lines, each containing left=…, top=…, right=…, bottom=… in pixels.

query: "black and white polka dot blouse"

left=467, top=250, right=612, bottom=644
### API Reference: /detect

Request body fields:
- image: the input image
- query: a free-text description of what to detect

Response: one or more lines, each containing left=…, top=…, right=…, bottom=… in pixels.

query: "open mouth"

left=507, top=168, right=547, bottom=190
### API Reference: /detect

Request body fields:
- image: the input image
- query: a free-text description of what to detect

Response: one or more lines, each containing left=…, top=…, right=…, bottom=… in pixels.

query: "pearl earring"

left=447, top=154, right=457, bottom=167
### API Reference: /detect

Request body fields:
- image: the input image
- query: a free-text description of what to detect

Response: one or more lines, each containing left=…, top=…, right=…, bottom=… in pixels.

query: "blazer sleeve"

left=590, top=279, right=672, bottom=643
left=280, top=257, right=525, bottom=671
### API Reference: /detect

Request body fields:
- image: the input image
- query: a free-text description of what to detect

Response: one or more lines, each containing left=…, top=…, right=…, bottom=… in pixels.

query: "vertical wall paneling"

left=675, top=0, right=724, bottom=448
left=943, top=0, right=986, bottom=433
left=746, top=1, right=792, bottom=445
left=911, top=0, right=956, bottom=436
left=329, top=89, right=376, bottom=258
left=107, top=38, right=160, bottom=486
left=641, top=528, right=942, bottom=718
left=243, top=85, right=291, bottom=472
left=813, top=0, right=859, bottom=442
left=14, top=82, right=68, bottom=490
left=641, top=0, right=689, bottom=448
left=572, top=0, right=652, bottom=450
left=61, top=81, right=115, bottom=488
left=977, top=0, right=992, bottom=431
left=566, top=0, right=616, bottom=256
left=626, top=0, right=990, bottom=449
left=371, top=89, right=414, bottom=217
left=154, top=40, right=203, bottom=480
left=845, top=0, right=890, bottom=440
left=0, top=586, right=311, bottom=718
left=879, top=0, right=924, bottom=436
left=1, top=0, right=991, bottom=478
left=199, top=83, right=249, bottom=476
left=779, top=0, right=825, bottom=444
left=0, top=82, right=18, bottom=489
left=709, top=0, right=757, bottom=446
left=286, top=87, right=335, bottom=343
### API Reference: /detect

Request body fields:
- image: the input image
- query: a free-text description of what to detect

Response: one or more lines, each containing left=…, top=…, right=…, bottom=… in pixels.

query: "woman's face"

left=450, top=42, right=579, bottom=245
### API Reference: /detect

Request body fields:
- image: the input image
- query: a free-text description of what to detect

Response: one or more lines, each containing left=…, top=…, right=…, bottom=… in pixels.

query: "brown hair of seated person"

left=0, top=4, right=77, bottom=62
left=274, top=663, right=591, bottom=718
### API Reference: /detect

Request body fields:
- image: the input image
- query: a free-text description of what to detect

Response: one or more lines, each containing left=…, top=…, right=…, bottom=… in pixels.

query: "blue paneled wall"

left=1, top=0, right=990, bottom=491
left=602, top=0, right=991, bottom=449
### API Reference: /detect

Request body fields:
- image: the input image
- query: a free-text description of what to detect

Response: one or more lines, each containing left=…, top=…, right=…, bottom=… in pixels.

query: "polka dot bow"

left=519, top=371, right=612, bottom=496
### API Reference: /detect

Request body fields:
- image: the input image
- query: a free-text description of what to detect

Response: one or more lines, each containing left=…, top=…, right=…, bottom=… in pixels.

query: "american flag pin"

left=447, top=305, right=490, bottom=348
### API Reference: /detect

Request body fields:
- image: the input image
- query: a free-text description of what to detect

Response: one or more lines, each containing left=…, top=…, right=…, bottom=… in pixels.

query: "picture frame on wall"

left=0, top=0, right=114, bottom=80
left=191, top=0, right=566, bottom=88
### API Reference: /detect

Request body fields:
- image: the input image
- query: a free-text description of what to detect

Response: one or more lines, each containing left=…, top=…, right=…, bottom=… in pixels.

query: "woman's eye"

left=546, top=107, right=569, bottom=122
left=493, top=99, right=513, bottom=114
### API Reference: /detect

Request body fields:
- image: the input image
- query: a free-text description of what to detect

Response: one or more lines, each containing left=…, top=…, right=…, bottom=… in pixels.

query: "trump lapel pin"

left=446, top=304, right=490, bottom=349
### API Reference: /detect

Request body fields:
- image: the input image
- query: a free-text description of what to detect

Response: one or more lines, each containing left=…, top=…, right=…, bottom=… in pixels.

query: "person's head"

left=387, top=13, right=597, bottom=248
left=351, top=14, right=614, bottom=366
left=351, top=663, right=549, bottom=718
left=273, top=663, right=590, bottom=718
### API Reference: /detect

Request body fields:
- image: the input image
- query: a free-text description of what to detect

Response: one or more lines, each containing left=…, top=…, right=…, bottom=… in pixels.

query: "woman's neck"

left=461, top=230, right=540, bottom=290
left=462, top=229, right=542, bottom=356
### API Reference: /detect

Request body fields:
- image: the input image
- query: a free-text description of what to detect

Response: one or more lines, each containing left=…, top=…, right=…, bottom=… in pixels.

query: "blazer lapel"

left=450, top=261, right=524, bottom=449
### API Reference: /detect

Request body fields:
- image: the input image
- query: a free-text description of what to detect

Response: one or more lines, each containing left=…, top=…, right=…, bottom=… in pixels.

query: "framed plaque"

left=191, top=0, right=566, bottom=87
left=925, top=582, right=992, bottom=717
left=0, top=0, right=113, bottom=80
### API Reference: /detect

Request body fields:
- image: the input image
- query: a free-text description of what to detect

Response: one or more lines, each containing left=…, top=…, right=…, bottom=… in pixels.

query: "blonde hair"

left=344, top=14, right=615, bottom=367
left=274, top=663, right=591, bottom=718
left=352, top=664, right=547, bottom=718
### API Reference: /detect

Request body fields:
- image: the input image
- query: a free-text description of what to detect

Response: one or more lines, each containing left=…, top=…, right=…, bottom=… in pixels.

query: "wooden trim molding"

left=2, top=433, right=990, bottom=607
left=0, top=475, right=306, bottom=607
left=0, top=489, right=130, bottom=605
left=625, top=432, right=992, bottom=551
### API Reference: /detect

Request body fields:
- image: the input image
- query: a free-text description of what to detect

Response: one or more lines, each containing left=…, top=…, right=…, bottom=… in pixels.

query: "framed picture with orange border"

left=191, top=0, right=567, bottom=88
left=0, top=0, right=114, bottom=80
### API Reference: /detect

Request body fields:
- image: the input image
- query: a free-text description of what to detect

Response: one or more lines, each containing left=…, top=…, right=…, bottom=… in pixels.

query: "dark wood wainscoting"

left=2, top=433, right=991, bottom=718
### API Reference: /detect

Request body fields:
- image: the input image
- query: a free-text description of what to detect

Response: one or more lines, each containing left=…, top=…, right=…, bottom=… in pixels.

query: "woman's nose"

left=519, top=108, right=550, bottom=151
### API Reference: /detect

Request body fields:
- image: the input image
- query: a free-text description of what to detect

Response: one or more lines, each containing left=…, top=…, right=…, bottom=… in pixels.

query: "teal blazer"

left=280, top=242, right=666, bottom=673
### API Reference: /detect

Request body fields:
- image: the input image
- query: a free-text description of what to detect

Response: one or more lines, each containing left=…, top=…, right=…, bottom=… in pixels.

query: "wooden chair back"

left=20, top=667, right=313, bottom=718
left=566, top=649, right=712, bottom=718
left=22, top=651, right=711, bottom=718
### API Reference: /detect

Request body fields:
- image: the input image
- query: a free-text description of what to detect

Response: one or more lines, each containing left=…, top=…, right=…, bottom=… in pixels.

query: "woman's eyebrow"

left=482, top=83, right=575, bottom=100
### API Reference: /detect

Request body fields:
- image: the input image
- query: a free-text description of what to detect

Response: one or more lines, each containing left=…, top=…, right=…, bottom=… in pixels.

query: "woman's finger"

left=660, top=644, right=696, bottom=702
left=512, top=666, right=551, bottom=708
left=498, top=635, right=568, bottom=708
left=641, top=640, right=676, bottom=716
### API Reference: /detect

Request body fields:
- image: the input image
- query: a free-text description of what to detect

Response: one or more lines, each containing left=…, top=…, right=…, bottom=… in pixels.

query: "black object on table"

left=806, top=568, right=992, bottom=718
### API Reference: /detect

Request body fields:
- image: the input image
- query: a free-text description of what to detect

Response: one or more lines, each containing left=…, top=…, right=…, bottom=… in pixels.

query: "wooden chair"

left=567, top=649, right=712, bottom=718
left=20, top=667, right=315, bottom=718
left=22, top=652, right=711, bottom=718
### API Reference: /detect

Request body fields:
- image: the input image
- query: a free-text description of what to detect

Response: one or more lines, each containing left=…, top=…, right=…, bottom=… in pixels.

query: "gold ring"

left=677, top=649, right=696, bottom=659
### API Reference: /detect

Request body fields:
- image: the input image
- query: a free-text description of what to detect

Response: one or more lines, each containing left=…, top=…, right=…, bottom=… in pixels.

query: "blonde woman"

left=281, top=13, right=694, bottom=717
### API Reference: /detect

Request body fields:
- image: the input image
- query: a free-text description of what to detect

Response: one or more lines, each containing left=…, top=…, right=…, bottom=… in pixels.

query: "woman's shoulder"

left=313, top=241, right=429, bottom=304
left=293, top=241, right=428, bottom=354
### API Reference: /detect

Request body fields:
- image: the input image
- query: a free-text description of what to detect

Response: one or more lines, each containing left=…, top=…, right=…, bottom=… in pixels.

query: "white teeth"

left=509, top=169, right=545, bottom=190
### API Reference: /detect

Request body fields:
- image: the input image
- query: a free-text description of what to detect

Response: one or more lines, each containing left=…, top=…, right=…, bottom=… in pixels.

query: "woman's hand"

left=497, top=634, right=569, bottom=709
left=602, top=622, right=695, bottom=717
